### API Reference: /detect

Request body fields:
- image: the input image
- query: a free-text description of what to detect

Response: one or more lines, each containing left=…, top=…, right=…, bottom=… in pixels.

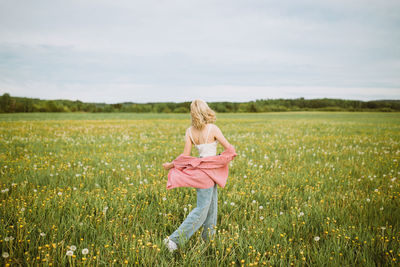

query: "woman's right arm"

left=214, top=125, right=231, bottom=150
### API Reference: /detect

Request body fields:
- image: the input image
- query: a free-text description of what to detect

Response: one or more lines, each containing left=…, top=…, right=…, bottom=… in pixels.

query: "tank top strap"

left=205, top=124, right=212, bottom=142
left=188, top=127, right=197, bottom=145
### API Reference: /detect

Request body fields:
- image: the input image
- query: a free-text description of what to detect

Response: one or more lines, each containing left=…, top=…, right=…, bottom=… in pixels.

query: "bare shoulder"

left=211, top=123, right=222, bottom=133
left=185, top=126, right=192, bottom=136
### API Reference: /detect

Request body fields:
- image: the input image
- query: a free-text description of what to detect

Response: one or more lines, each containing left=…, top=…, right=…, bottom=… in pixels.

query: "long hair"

left=190, top=99, right=216, bottom=130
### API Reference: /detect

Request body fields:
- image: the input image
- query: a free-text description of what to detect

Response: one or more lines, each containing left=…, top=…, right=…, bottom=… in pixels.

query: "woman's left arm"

left=182, top=128, right=192, bottom=156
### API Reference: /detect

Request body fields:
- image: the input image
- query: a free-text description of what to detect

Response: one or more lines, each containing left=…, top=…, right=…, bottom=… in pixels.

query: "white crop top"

left=188, top=124, right=218, bottom=158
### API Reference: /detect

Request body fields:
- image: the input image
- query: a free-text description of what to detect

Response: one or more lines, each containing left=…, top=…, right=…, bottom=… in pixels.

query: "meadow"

left=0, top=112, right=399, bottom=266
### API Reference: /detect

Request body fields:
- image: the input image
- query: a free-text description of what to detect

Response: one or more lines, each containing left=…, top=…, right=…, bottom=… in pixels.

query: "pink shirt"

left=166, top=145, right=237, bottom=189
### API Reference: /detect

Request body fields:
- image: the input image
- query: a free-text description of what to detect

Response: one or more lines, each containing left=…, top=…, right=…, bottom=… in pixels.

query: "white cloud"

left=0, top=0, right=399, bottom=101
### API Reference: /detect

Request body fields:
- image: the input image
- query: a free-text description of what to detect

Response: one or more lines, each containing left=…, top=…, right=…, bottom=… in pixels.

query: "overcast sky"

left=0, top=0, right=399, bottom=103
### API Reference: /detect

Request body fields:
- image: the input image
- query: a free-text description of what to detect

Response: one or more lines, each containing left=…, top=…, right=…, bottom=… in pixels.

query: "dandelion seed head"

left=66, top=250, right=74, bottom=256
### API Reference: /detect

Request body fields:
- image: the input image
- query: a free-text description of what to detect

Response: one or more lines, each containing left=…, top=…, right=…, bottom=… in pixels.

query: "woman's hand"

left=162, top=162, right=174, bottom=170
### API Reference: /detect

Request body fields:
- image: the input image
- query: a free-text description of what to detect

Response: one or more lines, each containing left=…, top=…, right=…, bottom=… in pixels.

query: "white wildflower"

left=66, top=250, right=74, bottom=256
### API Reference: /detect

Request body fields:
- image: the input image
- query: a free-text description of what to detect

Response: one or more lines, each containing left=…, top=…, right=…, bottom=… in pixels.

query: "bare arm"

left=182, top=128, right=192, bottom=156
left=214, top=125, right=231, bottom=150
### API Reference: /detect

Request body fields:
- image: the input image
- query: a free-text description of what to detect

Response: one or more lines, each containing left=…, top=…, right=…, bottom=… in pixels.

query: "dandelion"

left=66, top=250, right=74, bottom=256
left=58, top=192, right=62, bottom=196
left=9, top=236, right=14, bottom=241
left=366, top=198, right=370, bottom=202
left=374, top=189, right=378, bottom=192
left=1, top=188, right=9, bottom=193
left=224, top=201, right=227, bottom=205
left=251, top=190, right=255, bottom=194
left=280, top=211, right=283, bottom=215
left=4, top=237, right=10, bottom=241
left=259, top=206, right=263, bottom=210
left=82, top=248, right=89, bottom=255
left=314, top=236, right=320, bottom=242
left=162, top=197, right=167, bottom=201
left=40, top=232, right=46, bottom=237
left=70, top=245, right=77, bottom=251
left=230, top=202, right=235, bottom=206
left=252, top=200, right=256, bottom=204
left=298, top=212, right=305, bottom=217
left=244, top=175, right=247, bottom=178
left=2, top=252, right=9, bottom=258
left=103, top=206, right=108, bottom=214
left=184, top=207, right=187, bottom=212
left=259, top=216, right=264, bottom=220
left=21, top=207, right=25, bottom=212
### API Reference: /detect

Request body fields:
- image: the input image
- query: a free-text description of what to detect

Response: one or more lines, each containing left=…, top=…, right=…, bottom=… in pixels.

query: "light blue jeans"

left=169, top=183, right=218, bottom=247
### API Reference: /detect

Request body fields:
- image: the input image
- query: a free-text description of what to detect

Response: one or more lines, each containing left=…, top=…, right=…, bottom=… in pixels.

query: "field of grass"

left=1, top=112, right=399, bottom=266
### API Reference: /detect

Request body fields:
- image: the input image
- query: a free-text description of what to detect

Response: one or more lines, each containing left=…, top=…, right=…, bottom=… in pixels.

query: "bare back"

left=186, top=123, right=231, bottom=150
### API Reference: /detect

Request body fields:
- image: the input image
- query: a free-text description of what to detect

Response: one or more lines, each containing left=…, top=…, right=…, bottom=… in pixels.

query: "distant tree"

left=0, top=93, right=11, bottom=112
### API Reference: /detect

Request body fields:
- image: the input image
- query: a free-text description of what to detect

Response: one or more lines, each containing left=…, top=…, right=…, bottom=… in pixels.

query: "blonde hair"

left=190, top=99, right=216, bottom=129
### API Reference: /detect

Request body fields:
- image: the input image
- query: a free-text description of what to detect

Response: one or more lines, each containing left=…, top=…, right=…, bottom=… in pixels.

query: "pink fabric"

left=166, top=145, right=237, bottom=189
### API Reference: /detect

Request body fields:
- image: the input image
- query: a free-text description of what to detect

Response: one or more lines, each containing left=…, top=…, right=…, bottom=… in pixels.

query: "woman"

left=162, top=99, right=234, bottom=252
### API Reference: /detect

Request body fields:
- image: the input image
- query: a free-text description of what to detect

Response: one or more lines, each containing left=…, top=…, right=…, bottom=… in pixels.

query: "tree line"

left=1, top=93, right=399, bottom=113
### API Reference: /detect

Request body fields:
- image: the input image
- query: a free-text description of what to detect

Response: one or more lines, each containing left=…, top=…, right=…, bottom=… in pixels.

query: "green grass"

left=0, top=112, right=399, bottom=266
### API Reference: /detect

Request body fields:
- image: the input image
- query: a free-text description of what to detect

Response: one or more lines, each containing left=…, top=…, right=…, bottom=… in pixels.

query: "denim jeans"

left=169, top=183, right=218, bottom=247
